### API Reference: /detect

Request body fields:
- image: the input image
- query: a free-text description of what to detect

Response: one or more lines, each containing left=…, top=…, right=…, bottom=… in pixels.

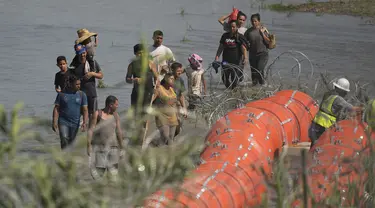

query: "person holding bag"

left=244, top=13, right=276, bottom=87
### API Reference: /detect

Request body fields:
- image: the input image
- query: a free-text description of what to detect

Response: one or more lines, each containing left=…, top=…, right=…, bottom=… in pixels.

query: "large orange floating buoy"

left=303, top=120, right=371, bottom=207
left=144, top=90, right=319, bottom=207
left=289, top=106, right=372, bottom=207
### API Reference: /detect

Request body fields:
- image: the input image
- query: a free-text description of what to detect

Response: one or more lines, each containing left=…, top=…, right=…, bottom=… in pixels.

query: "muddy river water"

left=0, top=0, right=374, bottom=146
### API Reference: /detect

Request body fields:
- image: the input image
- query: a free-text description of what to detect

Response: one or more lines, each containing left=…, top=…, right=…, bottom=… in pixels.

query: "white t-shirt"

left=223, top=22, right=247, bottom=35
left=238, top=27, right=247, bottom=35
left=186, top=66, right=204, bottom=96
left=148, top=45, right=175, bottom=71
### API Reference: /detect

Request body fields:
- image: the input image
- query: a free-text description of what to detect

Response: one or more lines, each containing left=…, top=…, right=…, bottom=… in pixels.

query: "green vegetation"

left=97, top=80, right=108, bottom=88
left=0, top=102, right=205, bottom=207
left=180, top=22, right=193, bottom=43
left=180, top=35, right=191, bottom=43
left=179, top=7, right=185, bottom=16
left=268, top=0, right=375, bottom=17
left=267, top=3, right=299, bottom=12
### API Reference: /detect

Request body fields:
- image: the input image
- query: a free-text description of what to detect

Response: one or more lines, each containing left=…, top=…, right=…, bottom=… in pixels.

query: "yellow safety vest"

left=364, top=99, right=375, bottom=130
left=313, top=95, right=339, bottom=128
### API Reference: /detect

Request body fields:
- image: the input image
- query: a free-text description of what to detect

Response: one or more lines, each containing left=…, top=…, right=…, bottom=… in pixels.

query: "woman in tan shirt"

left=152, top=73, right=179, bottom=145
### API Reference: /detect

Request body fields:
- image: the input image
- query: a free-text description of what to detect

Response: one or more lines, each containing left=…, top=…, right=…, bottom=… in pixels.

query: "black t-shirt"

left=70, top=60, right=101, bottom=97
left=126, top=57, right=154, bottom=94
left=70, top=54, right=94, bottom=68
left=220, top=32, right=245, bottom=65
left=54, top=71, right=70, bottom=92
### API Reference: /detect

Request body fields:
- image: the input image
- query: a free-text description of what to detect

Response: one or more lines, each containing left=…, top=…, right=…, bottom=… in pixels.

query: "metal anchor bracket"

left=224, top=128, right=235, bottom=133
left=212, top=141, right=221, bottom=148
left=248, top=142, right=255, bottom=150
left=247, top=118, right=254, bottom=124
left=216, top=128, right=221, bottom=135
left=314, top=147, right=323, bottom=154
left=225, top=115, right=230, bottom=126
left=248, top=133, right=254, bottom=141
left=284, top=99, right=293, bottom=108
left=334, top=139, right=343, bottom=145
left=210, top=152, right=220, bottom=158
left=196, top=162, right=229, bottom=199
left=265, top=131, right=270, bottom=140
left=354, top=136, right=364, bottom=145
left=281, top=118, right=292, bottom=125
left=256, top=112, right=265, bottom=120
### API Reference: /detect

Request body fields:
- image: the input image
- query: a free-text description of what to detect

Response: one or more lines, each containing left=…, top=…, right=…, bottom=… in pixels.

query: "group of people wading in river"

left=51, top=27, right=210, bottom=180
left=50, top=8, right=374, bottom=181
left=49, top=10, right=278, bottom=180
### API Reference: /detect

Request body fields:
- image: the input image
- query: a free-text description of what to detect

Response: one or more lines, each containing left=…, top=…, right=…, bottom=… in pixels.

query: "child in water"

left=70, top=28, right=98, bottom=68
left=185, top=53, right=207, bottom=110
left=54, top=56, right=69, bottom=93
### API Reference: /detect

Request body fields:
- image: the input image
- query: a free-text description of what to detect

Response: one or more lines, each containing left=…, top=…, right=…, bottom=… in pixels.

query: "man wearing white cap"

left=309, top=78, right=357, bottom=147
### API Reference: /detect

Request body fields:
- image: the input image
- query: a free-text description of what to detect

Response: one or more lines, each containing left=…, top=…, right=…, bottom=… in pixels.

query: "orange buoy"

left=304, top=119, right=371, bottom=206
left=144, top=90, right=319, bottom=207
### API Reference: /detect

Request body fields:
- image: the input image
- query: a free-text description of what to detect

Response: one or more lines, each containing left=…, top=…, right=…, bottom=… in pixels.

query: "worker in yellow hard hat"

left=309, top=78, right=358, bottom=148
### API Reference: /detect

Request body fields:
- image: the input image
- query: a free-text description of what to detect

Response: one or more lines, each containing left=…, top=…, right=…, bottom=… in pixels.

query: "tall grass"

left=0, top=102, right=205, bottom=207
left=267, top=0, right=375, bottom=18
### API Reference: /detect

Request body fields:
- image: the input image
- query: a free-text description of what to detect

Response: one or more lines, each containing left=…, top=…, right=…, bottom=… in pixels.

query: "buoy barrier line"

left=143, top=90, right=319, bottom=207
left=291, top=119, right=372, bottom=208
left=246, top=99, right=298, bottom=145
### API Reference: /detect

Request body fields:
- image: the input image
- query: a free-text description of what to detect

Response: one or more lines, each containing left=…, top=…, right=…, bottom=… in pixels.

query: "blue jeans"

left=308, top=121, right=326, bottom=148
left=58, top=122, right=79, bottom=149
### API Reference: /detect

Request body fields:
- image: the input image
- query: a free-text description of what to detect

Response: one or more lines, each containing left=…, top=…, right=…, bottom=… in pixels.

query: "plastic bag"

left=227, top=7, right=239, bottom=22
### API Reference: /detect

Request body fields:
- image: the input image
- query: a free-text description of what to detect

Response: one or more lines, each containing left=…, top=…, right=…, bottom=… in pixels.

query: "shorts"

left=87, top=96, right=98, bottom=114
left=93, top=146, right=120, bottom=168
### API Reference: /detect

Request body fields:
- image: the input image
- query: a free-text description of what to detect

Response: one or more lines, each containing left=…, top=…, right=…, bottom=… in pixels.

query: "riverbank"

left=268, top=0, right=375, bottom=18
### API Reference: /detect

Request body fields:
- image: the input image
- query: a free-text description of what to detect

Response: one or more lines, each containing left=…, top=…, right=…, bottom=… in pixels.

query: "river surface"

left=0, top=0, right=375, bottom=146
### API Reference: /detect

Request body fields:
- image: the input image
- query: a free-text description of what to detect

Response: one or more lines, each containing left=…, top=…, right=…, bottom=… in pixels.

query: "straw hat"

left=75, top=28, right=97, bottom=44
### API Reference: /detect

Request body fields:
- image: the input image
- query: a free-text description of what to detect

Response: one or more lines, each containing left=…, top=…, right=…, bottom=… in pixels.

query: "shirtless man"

left=87, top=95, right=124, bottom=180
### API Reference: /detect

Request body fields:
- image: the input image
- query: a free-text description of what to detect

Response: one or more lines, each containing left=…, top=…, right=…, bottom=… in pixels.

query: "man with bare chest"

left=87, top=95, right=124, bottom=180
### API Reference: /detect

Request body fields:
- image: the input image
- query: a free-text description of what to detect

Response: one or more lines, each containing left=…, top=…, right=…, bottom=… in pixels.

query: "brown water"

left=0, top=0, right=375, bottom=147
